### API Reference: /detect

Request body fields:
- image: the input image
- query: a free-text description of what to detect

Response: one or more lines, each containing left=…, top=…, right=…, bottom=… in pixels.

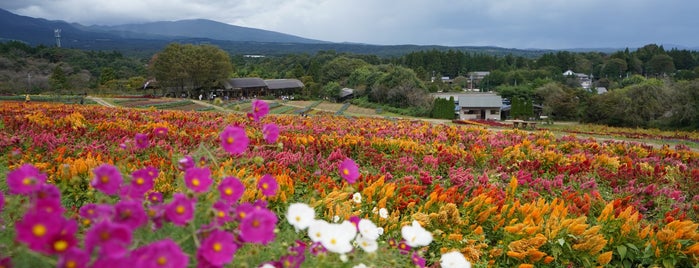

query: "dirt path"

left=85, top=96, right=115, bottom=107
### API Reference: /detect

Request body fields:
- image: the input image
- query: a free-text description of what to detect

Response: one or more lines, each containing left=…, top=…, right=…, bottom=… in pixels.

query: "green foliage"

left=150, top=43, right=233, bottom=96
left=431, top=97, right=456, bottom=119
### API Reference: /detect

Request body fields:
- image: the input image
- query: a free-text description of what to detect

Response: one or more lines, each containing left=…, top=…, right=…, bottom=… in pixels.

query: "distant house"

left=466, top=71, right=491, bottom=91
left=432, top=92, right=502, bottom=120
left=338, top=88, right=354, bottom=102
left=264, top=79, right=304, bottom=97
left=563, top=70, right=592, bottom=90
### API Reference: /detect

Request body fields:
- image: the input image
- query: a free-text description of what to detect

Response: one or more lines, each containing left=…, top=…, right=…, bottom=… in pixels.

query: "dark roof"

left=228, top=78, right=267, bottom=89
left=264, top=79, right=304, bottom=90
left=339, top=88, right=354, bottom=98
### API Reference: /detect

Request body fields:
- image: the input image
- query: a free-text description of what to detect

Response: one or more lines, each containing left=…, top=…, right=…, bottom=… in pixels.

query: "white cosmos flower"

left=378, top=208, right=389, bottom=219
left=401, top=220, right=433, bottom=247
left=355, top=234, right=378, bottom=253
left=308, top=219, right=329, bottom=242
left=358, top=219, right=380, bottom=240
left=286, top=203, right=316, bottom=232
left=377, top=227, right=384, bottom=235
left=333, top=215, right=340, bottom=223
left=440, top=251, right=471, bottom=268
left=353, top=264, right=368, bottom=268
left=320, top=220, right=357, bottom=254
left=352, top=192, right=362, bottom=204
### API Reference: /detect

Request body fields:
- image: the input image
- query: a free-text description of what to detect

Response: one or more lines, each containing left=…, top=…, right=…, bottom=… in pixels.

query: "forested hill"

left=0, top=8, right=554, bottom=58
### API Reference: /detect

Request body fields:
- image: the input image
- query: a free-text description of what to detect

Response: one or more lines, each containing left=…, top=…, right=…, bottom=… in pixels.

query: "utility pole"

left=54, top=29, right=61, bottom=48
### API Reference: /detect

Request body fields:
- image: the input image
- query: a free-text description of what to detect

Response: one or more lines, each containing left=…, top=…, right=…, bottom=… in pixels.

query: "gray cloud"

left=1, top=0, right=697, bottom=49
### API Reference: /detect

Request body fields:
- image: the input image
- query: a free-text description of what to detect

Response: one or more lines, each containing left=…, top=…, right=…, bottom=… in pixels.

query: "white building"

left=432, top=92, right=503, bottom=120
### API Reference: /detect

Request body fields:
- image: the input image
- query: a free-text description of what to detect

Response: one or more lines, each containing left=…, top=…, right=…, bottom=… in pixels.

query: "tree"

left=150, top=43, right=232, bottom=97
left=646, top=54, right=675, bottom=76
left=49, top=65, right=69, bottom=92
left=601, top=58, right=627, bottom=79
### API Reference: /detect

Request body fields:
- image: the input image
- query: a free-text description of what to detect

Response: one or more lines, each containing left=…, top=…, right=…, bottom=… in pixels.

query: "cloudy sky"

left=2, top=0, right=697, bottom=49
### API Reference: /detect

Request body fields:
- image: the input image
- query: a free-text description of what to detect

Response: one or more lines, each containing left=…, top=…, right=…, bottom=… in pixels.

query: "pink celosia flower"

left=91, top=164, right=123, bottom=195
left=262, top=123, right=280, bottom=144
left=134, top=133, right=149, bottom=149
left=184, top=167, right=213, bottom=193
left=257, top=174, right=278, bottom=196
left=84, top=220, right=132, bottom=258
left=218, top=176, right=245, bottom=204
left=198, top=229, right=239, bottom=266
left=250, top=99, right=269, bottom=121
left=113, top=200, right=148, bottom=230
left=58, top=248, right=90, bottom=268
left=7, top=163, right=47, bottom=194
left=130, top=239, right=189, bottom=268
left=165, top=193, right=195, bottom=226
left=239, top=207, right=278, bottom=245
left=339, top=158, right=360, bottom=184
left=220, top=125, right=249, bottom=155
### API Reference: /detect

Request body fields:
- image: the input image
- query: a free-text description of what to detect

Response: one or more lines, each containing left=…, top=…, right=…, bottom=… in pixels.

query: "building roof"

left=339, top=88, right=354, bottom=98
left=228, top=78, right=267, bottom=88
left=432, top=93, right=503, bottom=108
left=265, top=79, right=304, bottom=90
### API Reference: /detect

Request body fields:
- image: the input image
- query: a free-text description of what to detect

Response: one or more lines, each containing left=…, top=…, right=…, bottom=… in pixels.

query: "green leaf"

left=617, top=245, right=627, bottom=260
left=663, top=258, right=675, bottom=268
left=625, top=242, right=639, bottom=252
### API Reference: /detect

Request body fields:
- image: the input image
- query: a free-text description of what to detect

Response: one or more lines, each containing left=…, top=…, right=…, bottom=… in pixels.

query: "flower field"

left=1, top=101, right=699, bottom=268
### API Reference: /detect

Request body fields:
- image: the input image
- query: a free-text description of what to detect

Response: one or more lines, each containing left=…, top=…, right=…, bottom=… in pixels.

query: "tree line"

left=1, top=41, right=698, bottom=129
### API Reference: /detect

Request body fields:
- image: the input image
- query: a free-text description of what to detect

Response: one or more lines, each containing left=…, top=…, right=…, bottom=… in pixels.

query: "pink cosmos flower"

left=129, top=167, right=158, bottom=195
left=220, top=125, right=249, bottom=155
left=339, top=158, right=360, bottom=184
left=31, top=197, right=65, bottom=215
left=148, top=192, right=163, bottom=204
left=177, top=155, right=195, bottom=171
left=91, top=164, right=123, bottom=196
left=262, top=123, right=280, bottom=144
left=134, top=133, right=149, bottom=149
left=84, top=221, right=132, bottom=257
left=212, top=201, right=233, bottom=224
left=32, top=183, right=61, bottom=202
left=412, top=251, right=426, bottom=268
left=130, top=239, right=189, bottom=268
left=58, top=248, right=89, bottom=268
left=7, top=163, right=47, bottom=194
left=79, top=203, right=115, bottom=225
left=153, top=127, right=168, bottom=138
left=113, top=200, right=148, bottom=230
left=257, top=174, right=278, bottom=196
left=184, top=167, right=213, bottom=193
left=147, top=204, right=165, bottom=230
left=250, top=99, right=270, bottom=121
left=15, top=211, right=75, bottom=254
left=239, top=207, right=278, bottom=245
left=198, top=229, right=239, bottom=266
left=234, top=202, right=255, bottom=221
left=165, top=193, right=195, bottom=226
left=218, top=176, right=245, bottom=204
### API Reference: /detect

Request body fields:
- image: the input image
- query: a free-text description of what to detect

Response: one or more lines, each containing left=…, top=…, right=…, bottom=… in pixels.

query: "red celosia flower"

left=262, top=123, right=280, bottom=144
left=218, top=176, right=245, bottom=204
left=198, top=229, right=239, bottom=266
left=165, top=193, right=195, bottom=226
left=220, top=125, right=249, bottom=155
left=184, top=167, right=213, bottom=193
left=7, top=163, right=47, bottom=194
left=239, top=207, right=278, bottom=245
left=91, top=164, right=123, bottom=196
left=257, top=174, right=278, bottom=196
left=339, top=158, right=360, bottom=184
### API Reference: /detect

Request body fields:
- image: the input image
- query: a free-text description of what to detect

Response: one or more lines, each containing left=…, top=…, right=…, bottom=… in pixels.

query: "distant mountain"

left=82, top=19, right=326, bottom=44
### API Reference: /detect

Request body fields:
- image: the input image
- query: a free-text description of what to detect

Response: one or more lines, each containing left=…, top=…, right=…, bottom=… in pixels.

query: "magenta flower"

left=339, top=158, right=360, bottom=184
left=79, top=203, right=115, bottom=225
left=15, top=211, right=75, bottom=254
left=130, top=239, right=189, bottom=268
left=134, top=133, right=149, bottom=149
left=220, top=125, right=249, bottom=155
left=178, top=155, right=195, bottom=171
left=153, top=127, right=168, bottom=138
left=262, top=123, right=280, bottom=144
left=31, top=197, right=65, bottom=215
left=147, top=204, right=165, bottom=230
left=198, top=229, right=238, bottom=266
left=58, top=248, right=90, bottom=268
left=234, top=202, right=255, bottom=221
left=84, top=221, right=132, bottom=257
left=130, top=166, right=158, bottom=195
left=218, top=176, right=245, bottom=204
left=113, top=200, right=147, bottom=230
left=257, top=174, right=278, bottom=196
left=6, top=163, right=47, bottom=194
left=250, top=99, right=270, bottom=121
left=239, top=207, right=278, bottom=245
left=184, top=167, right=213, bottom=193
left=212, top=201, right=233, bottom=224
left=397, top=240, right=412, bottom=254
left=148, top=192, right=163, bottom=204
left=165, top=193, right=195, bottom=226
left=91, top=164, right=123, bottom=195
left=32, top=183, right=61, bottom=202
left=412, top=251, right=426, bottom=268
